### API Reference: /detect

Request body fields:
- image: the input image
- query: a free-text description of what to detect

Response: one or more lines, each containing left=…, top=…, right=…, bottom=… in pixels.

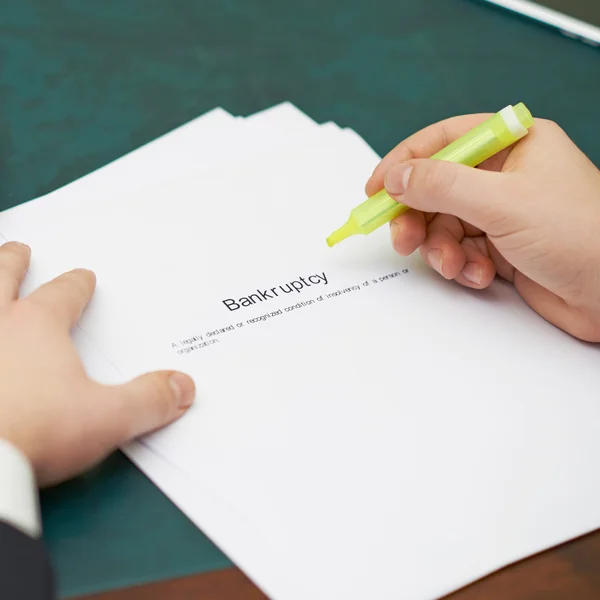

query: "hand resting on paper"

left=0, top=242, right=195, bottom=486
left=366, top=116, right=600, bottom=342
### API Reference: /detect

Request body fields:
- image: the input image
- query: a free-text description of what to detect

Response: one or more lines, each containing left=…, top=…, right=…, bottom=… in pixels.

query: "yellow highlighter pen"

left=326, top=103, right=534, bottom=247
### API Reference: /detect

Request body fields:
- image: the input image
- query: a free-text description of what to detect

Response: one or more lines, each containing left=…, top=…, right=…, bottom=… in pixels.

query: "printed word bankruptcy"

left=222, top=272, right=328, bottom=311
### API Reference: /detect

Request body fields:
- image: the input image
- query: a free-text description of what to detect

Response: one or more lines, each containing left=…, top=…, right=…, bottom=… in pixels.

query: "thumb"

left=101, top=371, right=196, bottom=444
left=384, top=159, right=515, bottom=233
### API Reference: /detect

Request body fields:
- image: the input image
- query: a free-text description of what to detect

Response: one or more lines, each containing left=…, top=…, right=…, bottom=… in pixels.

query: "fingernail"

left=427, top=249, right=443, bottom=276
left=385, top=164, right=413, bottom=196
left=169, top=372, right=195, bottom=409
left=461, top=262, right=482, bottom=285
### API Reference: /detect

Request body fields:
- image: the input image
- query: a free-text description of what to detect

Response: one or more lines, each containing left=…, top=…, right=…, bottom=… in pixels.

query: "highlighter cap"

left=514, top=102, right=534, bottom=129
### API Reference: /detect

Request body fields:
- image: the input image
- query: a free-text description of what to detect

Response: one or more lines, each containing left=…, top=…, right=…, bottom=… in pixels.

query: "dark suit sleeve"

left=0, top=520, right=54, bottom=600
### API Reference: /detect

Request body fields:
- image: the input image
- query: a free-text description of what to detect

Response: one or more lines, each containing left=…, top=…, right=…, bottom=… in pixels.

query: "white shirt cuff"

left=0, top=438, right=40, bottom=538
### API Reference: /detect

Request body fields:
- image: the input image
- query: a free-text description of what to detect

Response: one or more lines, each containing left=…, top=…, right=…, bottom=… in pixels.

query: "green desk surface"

left=1, top=0, right=598, bottom=597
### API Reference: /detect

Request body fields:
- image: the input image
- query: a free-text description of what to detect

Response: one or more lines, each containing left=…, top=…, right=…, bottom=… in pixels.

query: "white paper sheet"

left=3, top=105, right=600, bottom=600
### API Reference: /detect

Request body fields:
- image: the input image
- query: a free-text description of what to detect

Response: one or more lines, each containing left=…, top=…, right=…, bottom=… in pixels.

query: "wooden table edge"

left=77, top=527, right=600, bottom=599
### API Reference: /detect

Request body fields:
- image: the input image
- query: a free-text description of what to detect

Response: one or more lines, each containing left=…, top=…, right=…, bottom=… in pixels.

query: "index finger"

left=365, top=113, right=494, bottom=196
left=0, top=242, right=31, bottom=307
left=26, top=269, right=96, bottom=330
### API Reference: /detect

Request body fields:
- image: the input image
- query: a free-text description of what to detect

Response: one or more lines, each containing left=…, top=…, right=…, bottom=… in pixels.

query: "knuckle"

left=391, top=142, right=416, bottom=162
left=0, top=271, right=21, bottom=293
left=417, top=161, right=457, bottom=202
left=19, top=296, right=53, bottom=323
left=383, top=141, right=416, bottom=165
left=536, top=118, right=565, bottom=137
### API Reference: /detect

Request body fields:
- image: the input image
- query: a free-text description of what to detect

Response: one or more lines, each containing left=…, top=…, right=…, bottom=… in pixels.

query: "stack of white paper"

left=2, top=103, right=600, bottom=600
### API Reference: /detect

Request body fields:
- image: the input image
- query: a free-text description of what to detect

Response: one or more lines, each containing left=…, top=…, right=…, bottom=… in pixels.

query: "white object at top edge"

left=499, top=105, right=528, bottom=139
left=482, top=0, right=600, bottom=45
